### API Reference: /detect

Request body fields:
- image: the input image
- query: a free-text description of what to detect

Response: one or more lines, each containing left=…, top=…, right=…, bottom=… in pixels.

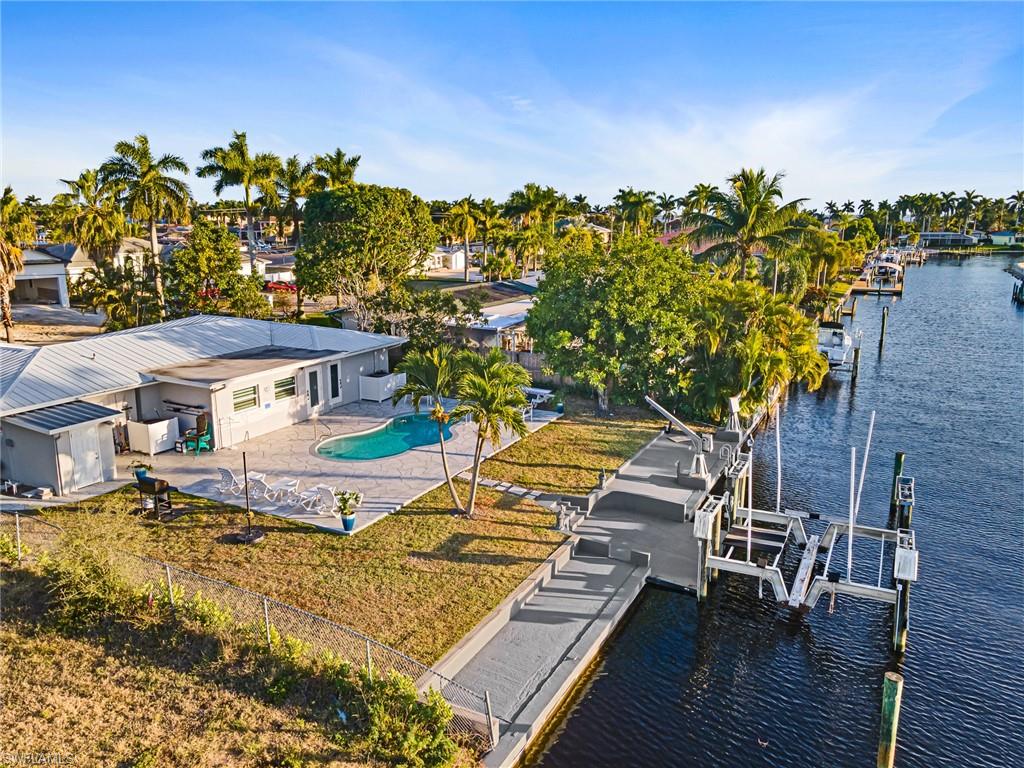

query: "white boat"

left=818, top=321, right=856, bottom=368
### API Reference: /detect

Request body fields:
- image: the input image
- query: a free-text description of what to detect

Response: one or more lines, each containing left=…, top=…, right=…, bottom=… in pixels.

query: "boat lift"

left=692, top=410, right=921, bottom=652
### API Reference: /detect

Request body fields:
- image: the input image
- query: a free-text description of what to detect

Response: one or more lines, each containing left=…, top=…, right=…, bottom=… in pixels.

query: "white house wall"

left=0, top=421, right=61, bottom=493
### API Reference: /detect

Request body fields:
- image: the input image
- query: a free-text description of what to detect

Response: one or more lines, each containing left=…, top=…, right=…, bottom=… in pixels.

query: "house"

left=0, top=315, right=405, bottom=497
left=11, top=244, right=93, bottom=307
left=453, top=296, right=535, bottom=352
left=917, top=232, right=977, bottom=247
left=989, top=231, right=1021, bottom=246
left=419, top=245, right=466, bottom=273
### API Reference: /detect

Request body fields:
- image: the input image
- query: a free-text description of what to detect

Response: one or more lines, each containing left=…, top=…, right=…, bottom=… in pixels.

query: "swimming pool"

left=316, top=413, right=455, bottom=460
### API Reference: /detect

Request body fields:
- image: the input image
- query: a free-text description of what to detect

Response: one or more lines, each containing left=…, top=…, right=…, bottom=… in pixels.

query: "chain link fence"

left=0, top=510, right=498, bottom=750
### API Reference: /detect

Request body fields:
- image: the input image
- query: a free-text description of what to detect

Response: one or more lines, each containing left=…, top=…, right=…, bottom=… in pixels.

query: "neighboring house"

left=419, top=246, right=467, bottom=273
left=989, top=231, right=1021, bottom=246
left=918, top=232, right=978, bottom=247
left=0, top=315, right=405, bottom=496
left=10, top=244, right=93, bottom=307
left=264, top=253, right=296, bottom=283
left=453, top=296, right=535, bottom=352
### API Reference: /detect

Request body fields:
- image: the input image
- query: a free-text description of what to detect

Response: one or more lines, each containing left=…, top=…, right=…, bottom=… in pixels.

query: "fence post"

left=485, top=690, right=498, bottom=749
left=262, top=596, right=272, bottom=646
left=365, top=639, right=373, bottom=681
left=14, top=512, right=22, bottom=563
left=164, top=564, right=175, bottom=612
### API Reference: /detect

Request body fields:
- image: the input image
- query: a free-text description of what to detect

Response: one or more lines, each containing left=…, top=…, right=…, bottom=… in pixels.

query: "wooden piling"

left=879, top=306, right=889, bottom=351
left=887, top=452, right=905, bottom=527
left=852, top=346, right=861, bottom=380
left=876, top=671, right=904, bottom=768
left=894, top=582, right=910, bottom=654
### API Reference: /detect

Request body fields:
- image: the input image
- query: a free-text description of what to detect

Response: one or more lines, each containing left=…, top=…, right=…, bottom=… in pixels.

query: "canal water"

left=529, top=255, right=1023, bottom=768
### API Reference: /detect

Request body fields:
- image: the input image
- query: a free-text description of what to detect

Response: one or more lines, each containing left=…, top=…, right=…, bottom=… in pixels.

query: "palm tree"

left=474, top=198, right=505, bottom=272
left=76, top=259, right=160, bottom=330
left=52, top=169, right=126, bottom=262
left=100, top=134, right=191, bottom=318
left=824, top=200, right=839, bottom=220
left=614, top=188, right=656, bottom=234
left=450, top=349, right=530, bottom=518
left=841, top=200, right=855, bottom=214
left=570, top=194, right=590, bottom=215
left=1009, top=191, right=1024, bottom=226
left=197, top=131, right=281, bottom=268
left=447, top=197, right=477, bottom=282
left=858, top=199, right=874, bottom=216
left=1, top=187, right=36, bottom=342
left=655, top=192, right=679, bottom=233
left=684, top=168, right=807, bottom=280
left=274, top=155, right=315, bottom=245
left=683, top=184, right=719, bottom=217
left=392, top=346, right=466, bottom=512
left=958, top=190, right=980, bottom=234
left=312, top=148, right=361, bottom=190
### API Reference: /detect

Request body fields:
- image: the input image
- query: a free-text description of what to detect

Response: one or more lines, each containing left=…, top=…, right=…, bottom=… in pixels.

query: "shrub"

left=361, top=672, right=456, bottom=768
left=41, top=542, right=142, bottom=632
left=180, top=591, right=234, bottom=633
left=0, top=532, right=23, bottom=565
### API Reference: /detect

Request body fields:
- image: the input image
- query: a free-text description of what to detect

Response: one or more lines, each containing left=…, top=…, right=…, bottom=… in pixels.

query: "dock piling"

left=879, top=306, right=889, bottom=352
left=876, top=671, right=904, bottom=768
left=887, top=452, right=905, bottom=528
left=852, top=346, right=861, bottom=380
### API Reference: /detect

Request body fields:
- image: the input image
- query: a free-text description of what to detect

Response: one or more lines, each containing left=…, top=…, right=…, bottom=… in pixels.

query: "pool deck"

left=4, top=400, right=561, bottom=535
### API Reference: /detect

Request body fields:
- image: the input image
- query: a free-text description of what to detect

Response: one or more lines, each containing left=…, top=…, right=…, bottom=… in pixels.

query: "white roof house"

left=1, top=315, right=405, bottom=498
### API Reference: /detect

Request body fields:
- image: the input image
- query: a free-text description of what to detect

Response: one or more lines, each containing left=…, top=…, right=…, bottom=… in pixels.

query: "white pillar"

left=57, top=274, right=70, bottom=308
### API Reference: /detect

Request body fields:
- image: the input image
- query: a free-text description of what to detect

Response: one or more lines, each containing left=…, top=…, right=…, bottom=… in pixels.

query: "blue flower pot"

left=342, top=514, right=356, bottom=533
left=133, top=468, right=148, bottom=481
left=556, top=403, right=565, bottom=414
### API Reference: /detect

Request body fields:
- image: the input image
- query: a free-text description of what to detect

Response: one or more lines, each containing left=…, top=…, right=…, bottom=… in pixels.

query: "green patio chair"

left=183, top=412, right=213, bottom=455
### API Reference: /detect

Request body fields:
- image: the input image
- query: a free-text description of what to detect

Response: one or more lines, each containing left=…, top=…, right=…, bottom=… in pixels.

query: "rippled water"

left=530, top=256, right=1024, bottom=768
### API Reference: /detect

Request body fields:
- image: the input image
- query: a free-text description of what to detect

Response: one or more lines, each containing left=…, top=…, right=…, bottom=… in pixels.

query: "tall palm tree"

left=274, top=155, right=315, bottom=245
left=447, top=197, right=477, bottom=282
left=52, top=169, right=126, bottom=262
left=683, top=184, right=720, bottom=217
left=474, top=198, right=505, bottom=271
left=197, top=131, right=281, bottom=267
left=570, top=194, right=590, bottom=215
left=614, top=188, right=656, bottom=234
left=684, top=168, right=807, bottom=280
left=858, top=199, right=874, bottom=216
left=1009, top=190, right=1024, bottom=226
left=841, top=200, right=855, bottom=214
left=655, top=192, right=679, bottom=233
left=100, top=134, right=191, bottom=318
left=824, top=200, right=839, bottom=220
left=312, top=148, right=361, bottom=190
left=451, top=349, right=530, bottom=518
left=958, top=190, right=980, bottom=234
left=392, top=346, right=466, bottom=512
left=1, top=187, right=36, bottom=342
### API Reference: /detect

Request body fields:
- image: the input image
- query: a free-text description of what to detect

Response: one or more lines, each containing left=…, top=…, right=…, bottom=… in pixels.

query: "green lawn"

left=478, top=396, right=662, bottom=494
left=39, top=481, right=563, bottom=665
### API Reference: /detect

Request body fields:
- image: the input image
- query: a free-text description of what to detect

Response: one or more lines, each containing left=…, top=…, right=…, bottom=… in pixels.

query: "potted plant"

left=336, top=490, right=363, bottom=533
left=128, top=460, right=153, bottom=481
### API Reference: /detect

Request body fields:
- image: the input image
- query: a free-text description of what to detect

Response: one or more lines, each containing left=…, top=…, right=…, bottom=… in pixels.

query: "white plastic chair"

left=266, top=477, right=299, bottom=503
left=296, top=484, right=327, bottom=514
left=216, top=467, right=244, bottom=496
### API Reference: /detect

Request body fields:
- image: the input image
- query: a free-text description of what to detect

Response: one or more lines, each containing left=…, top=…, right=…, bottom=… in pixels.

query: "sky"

left=2, top=1, right=1022, bottom=208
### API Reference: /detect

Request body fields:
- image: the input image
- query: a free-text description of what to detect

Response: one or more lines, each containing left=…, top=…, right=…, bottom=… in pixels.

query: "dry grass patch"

left=40, top=480, right=563, bottom=664
left=0, top=622, right=362, bottom=768
left=478, top=396, right=662, bottom=494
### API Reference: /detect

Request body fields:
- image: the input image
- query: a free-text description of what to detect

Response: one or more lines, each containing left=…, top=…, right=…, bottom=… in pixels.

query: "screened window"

left=274, top=376, right=297, bottom=400
left=232, top=385, right=258, bottom=412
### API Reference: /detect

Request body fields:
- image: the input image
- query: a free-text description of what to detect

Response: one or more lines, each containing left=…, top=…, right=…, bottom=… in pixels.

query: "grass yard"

left=0, top=619, right=362, bottom=768
left=39, top=480, right=563, bottom=665
left=478, top=396, right=663, bottom=494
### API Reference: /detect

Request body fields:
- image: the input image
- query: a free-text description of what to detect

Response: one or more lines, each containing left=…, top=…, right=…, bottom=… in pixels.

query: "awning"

left=4, top=400, right=121, bottom=435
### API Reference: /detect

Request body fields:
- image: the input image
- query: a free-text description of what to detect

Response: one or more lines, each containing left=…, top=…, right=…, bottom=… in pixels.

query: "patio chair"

left=216, top=467, right=245, bottom=496
left=183, top=412, right=213, bottom=455
left=317, top=486, right=340, bottom=518
left=295, top=484, right=329, bottom=514
left=265, top=477, right=300, bottom=503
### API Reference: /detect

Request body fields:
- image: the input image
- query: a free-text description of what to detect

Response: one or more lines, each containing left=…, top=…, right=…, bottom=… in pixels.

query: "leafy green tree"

left=297, top=183, right=436, bottom=328
left=197, top=131, right=281, bottom=268
left=451, top=349, right=531, bottom=518
left=100, top=134, right=191, bottom=318
left=684, top=168, right=807, bottom=280
left=164, top=219, right=244, bottom=315
left=527, top=234, right=701, bottom=414
left=1, top=187, right=36, bottom=342
left=364, top=286, right=482, bottom=352
left=226, top=273, right=271, bottom=319
left=393, top=345, right=467, bottom=513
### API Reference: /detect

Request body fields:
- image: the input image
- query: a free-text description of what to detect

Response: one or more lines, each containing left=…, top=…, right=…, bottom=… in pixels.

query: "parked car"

left=264, top=281, right=297, bottom=293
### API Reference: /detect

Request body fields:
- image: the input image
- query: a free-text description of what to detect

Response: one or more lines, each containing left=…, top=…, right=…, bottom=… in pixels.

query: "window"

left=232, top=385, right=258, bottom=412
left=274, top=376, right=297, bottom=400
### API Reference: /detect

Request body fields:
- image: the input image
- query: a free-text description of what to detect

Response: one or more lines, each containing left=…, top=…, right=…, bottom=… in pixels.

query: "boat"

left=818, top=321, right=857, bottom=368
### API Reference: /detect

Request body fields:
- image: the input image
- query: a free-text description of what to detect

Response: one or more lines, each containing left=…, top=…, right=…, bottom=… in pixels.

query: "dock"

left=851, top=274, right=904, bottom=296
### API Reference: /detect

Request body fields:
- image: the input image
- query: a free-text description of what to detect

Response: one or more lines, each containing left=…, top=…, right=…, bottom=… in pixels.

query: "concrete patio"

left=4, top=400, right=561, bottom=535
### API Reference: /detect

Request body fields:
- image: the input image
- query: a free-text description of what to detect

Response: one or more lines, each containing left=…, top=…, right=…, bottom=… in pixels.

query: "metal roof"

left=146, top=345, right=345, bottom=385
left=0, top=315, right=405, bottom=416
left=5, top=400, right=122, bottom=435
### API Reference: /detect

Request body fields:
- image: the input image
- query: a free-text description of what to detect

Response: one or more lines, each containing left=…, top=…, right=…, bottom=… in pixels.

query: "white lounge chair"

left=317, top=486, right=340, bottom=518
left=296, top=484, right=328, bottom=514
left=266, top=477, right=299, bottom=503
left=216, top=467, right=244, bottom=496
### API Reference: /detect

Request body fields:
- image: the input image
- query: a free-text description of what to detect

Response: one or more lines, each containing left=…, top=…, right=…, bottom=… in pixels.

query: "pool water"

left=316, top=413, right=455, bottom=460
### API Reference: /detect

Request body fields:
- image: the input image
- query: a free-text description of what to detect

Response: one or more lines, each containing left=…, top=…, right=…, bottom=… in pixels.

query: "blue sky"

left=2, top=2, right=1021, bottom=207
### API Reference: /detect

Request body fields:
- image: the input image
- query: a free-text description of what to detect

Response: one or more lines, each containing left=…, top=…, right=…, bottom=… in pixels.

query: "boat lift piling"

left=879, top=306, right=889, bottom=352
